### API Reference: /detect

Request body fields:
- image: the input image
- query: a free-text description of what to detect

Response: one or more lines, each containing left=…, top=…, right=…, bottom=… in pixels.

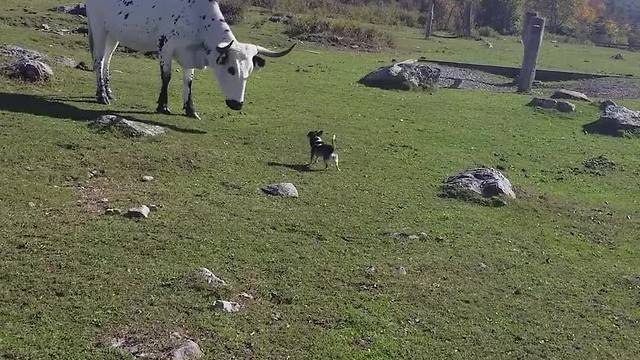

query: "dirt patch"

left=419, top=61, right=516, bottom=92
left=97, top=326, right=202, bottom=359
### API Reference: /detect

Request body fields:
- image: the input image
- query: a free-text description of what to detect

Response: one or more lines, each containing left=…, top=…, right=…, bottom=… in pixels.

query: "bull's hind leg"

left=90, top=27, right=109, bottom=104
left=156, top=52, right=172, bottom=114
left=103, top=38, right=119, bottom=100
left=182, top=68, right=200, bottom=119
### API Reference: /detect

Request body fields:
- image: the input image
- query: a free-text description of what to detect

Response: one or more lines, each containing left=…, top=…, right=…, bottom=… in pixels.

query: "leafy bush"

left=219, top=0, right=249, bottom=25
left=477, top=26, right=500, bottom=38
left=286, top=16, right=394, bottom=50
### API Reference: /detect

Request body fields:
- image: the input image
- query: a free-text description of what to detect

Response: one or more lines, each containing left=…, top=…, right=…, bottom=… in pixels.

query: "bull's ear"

left=252, top=56, right=266, bottom=68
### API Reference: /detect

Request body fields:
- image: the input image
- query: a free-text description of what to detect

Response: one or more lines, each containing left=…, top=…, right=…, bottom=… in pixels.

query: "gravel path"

left=423, top=61, right=640, bottom=99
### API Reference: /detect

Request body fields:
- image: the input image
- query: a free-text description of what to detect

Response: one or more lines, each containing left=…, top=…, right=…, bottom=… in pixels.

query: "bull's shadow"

left=0, top=92, right=206, bottom=135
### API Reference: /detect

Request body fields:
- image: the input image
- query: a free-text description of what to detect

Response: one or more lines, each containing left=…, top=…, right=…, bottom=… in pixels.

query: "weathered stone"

left=49, top=4, right=86, bottom=16
left=358, top=60, right=441, bottom=91
left=9, top=59, right=53, bottom=82
left=192, top=267, right=227, bottom=288
left=167, top=340, right=203, bottom=360
left=125, top=205, right=150, bottom=219
left=443, top=167, right=516, bottom=200
left=611, top=53, right=624, bottom=60
left=556, top=101, right=576, bottom=113
left=550, top=89, right=591, bottom=102
left=599, top=100, right=617, bottom=111
left=261, top=183, right=298, bottom=197
left=238, top=292, right=254, bottom=300
left=91, top=115, right=166, bottom=137
left=584, top=105, right=640, bottom=136
left=0, top=45, right=75, bottom=67
left=212, top=300, right=241, bottom=313
left=527, top=97, right=557, bottom=109
left=141, top=175, right=154, bottom=182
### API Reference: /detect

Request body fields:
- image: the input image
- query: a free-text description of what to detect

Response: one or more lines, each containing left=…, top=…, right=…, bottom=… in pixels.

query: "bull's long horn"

left=256, top=43, right=296, bottom=57
left=216, top=40, right=234, bottom=53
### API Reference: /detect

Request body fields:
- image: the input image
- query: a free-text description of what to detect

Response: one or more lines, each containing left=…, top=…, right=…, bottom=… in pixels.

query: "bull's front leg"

left=182, top=68, right=200, bottom=120
left=156, top=54, right=172, bottom=114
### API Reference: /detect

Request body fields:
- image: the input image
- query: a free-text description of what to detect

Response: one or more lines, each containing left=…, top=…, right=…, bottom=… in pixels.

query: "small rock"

left=212, top=300, right=241, bottom=313
left=261, top=183, right=298, bottom=197
left=41, top=24, right=50, bottom=31
left=478, top=262, right=488, bottom=269
left=395, top=266, right=407, bottom=276
left=75, top=61, right=92, bottom=71
left=125, top=205, right=150, bottom=219
left=599, top=100, right=617, bottom=111
left=527, top=97, right=557, bottom=109
left=105, top=208, right=122, bottom=215
left=49, top=4, right=86, bottom=16
left=91, top=115, right=166, bottom=137
left=550, top=89, right=591, bottom=102
left=167, top=340, right=203, bottom=360
left=238, top=292, right=254, bottom=300
left=407, top=235, right=420, bottom=241
left=611, top=53, right=624, bottom=60
left=99, top=198, right=109, bottom=203
left=194, top=267, right=227, bottom=287
left=141, top=175, right=154, bottom=182
left=556, top=101, right=576, bottom=113
left=365, top=266, right=376, bottom=275
left=28, top=202, right=36, bottom=207
left=418, top=232, right=429, bottom=239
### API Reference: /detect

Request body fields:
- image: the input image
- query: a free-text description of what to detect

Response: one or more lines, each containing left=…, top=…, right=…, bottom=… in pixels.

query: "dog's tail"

left=332, top=134, right=337, bottom=149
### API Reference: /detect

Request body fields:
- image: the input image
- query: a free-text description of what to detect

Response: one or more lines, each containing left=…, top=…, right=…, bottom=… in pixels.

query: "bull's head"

left=210, top=40, right=295, bottom=111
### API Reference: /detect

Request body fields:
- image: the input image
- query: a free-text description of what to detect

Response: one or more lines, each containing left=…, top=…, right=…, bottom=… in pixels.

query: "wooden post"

left=425, top=0, right=435, bottom=39
left=463, top=2, right=473, bottom=38
left=521, top=11, right=537, bottom=45
left=518, top=15, right=545, bottom=92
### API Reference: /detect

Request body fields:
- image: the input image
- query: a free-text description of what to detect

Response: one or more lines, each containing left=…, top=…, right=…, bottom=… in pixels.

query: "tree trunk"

left=463, top=1, right=473, bottom=38
left=425, top=1, right=435, bottom=39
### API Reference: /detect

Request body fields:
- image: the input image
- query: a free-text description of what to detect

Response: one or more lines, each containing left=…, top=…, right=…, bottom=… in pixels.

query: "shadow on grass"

left=0, top=92, right=206, bottom=135
left=267, top=161, right=317, bottom=172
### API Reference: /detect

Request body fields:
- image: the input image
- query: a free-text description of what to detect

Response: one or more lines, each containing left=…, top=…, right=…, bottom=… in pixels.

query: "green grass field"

left=1, top=1, right=640, bottom=359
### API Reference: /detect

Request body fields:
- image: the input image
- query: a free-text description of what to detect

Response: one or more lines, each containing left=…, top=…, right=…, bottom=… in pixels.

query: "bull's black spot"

left=158, top=35, right=168, bottom=51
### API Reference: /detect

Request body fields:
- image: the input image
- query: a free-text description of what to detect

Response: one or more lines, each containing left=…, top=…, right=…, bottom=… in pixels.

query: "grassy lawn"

left=1, top=1, right=640, bottom=359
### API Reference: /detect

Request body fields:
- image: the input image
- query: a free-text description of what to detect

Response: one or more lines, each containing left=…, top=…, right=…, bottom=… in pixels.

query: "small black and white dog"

left=307, top=130, right=340, bottom=171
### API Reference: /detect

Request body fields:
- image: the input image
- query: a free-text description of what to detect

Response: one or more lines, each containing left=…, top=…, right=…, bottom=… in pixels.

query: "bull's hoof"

left=184, top=107, right=201, bottom=120
left=156, top=105, right=171, bottom=114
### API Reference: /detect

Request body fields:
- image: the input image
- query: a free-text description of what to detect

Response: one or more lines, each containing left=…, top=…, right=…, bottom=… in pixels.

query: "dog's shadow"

left=267, top=161, right=321, bottom=172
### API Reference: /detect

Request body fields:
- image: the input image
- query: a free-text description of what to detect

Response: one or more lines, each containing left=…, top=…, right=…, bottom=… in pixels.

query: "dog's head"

left=306, top=130, right=323, bottom=139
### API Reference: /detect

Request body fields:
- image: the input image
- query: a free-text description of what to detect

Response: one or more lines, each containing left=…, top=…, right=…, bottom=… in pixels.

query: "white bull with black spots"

left=85, top=0, right=295, bottom=117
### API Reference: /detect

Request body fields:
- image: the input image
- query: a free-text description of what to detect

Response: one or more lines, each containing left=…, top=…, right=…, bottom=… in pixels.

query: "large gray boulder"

left=8, top=59, right=53, bottom=81
left=585, top=105, right=640, bottom=136
left=167, top=340, right=203, bottom=360
left=358, top=60, right=441, bottom=90
left=91, top=115, right=166, bottom=137
left=443, top=168, right=515, bottom=201
left=0, top=45, right=75, bottom=67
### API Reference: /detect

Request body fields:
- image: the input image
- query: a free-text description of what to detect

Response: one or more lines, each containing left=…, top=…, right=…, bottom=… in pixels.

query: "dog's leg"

left=309, top=152, right=314, bottom=166
left=334, top=154, right=340, bottom=171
